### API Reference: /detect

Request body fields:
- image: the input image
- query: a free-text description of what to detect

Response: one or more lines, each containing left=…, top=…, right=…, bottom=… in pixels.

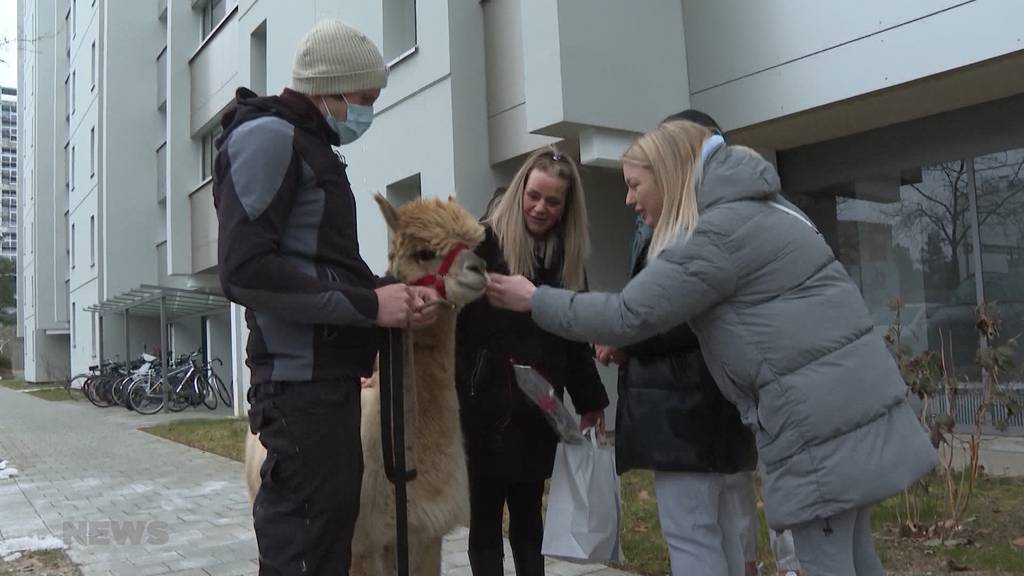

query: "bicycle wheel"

left=198, top=376, right=218, bottom=411
left=166, top=378, right=191, bottom=412
left=111, top=376, right=132, bottom=407
left=86, top=376, right=114, bottom=408
left=128, top=377, right=165, bottom=415
left=66, top=373, right=90, bottom=401
left=212, top=373, right=232, bottom=408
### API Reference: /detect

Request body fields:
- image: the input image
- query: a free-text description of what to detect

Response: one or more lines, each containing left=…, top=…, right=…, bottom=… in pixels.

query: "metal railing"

left=927, top=382, right=1024, bottom=435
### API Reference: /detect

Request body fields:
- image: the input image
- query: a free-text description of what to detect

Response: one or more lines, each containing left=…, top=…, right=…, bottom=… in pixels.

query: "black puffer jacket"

left=455, top=226, right=609, bottom=481
left=614, top=222, right=757, bottom=474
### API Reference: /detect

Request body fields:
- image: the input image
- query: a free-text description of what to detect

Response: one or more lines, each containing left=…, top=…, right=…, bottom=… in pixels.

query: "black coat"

left=456, top=226, right=609, bottom=481
left=614, top=222, right=757, bottom=475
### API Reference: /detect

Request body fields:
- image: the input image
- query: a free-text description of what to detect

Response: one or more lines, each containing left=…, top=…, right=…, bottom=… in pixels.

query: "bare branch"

left=978, top=185, right=1024, bottom=227
left=909, top=183, right=957, bottom=221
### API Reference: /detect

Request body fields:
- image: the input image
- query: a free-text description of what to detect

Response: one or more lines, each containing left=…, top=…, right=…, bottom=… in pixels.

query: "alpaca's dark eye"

left=414, top=249, right=437, bottom=262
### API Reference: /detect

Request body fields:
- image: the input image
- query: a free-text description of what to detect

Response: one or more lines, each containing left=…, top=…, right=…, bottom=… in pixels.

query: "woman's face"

left=624, top=162, right=662, bottom=226
left=522, top=169, right=568, bottom=238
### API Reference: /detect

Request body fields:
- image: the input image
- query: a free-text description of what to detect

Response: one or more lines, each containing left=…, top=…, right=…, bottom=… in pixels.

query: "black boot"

left=511, top=545, right=545, bottom=576
left=468, top=547, right=505, bottom=576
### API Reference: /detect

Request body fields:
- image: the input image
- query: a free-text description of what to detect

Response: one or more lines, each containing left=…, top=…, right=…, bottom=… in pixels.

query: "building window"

left=156, top=47, right=167, bottom=108
left=972, top=148, right=1024, bottom=372
left=386, top=173, right=422, bottom=208
left=71, top=223, right=76, bottom=268
left=201, top=0, right=226, bottom=41
left=800, top=146, right=1024, bottom=383
left=71, top=302, right=76, bottom=348
left=64, top=76, right=70, bottom=122
left=64, top=143, right=70, bottom=195
left=201, top=125, right=222, bottom=182
left=71, top=70, right=76, bottom=114
left=89, top=127, right=95, bottom=176
left=71, top=0, right=76, bottom=38
left=65, top=12, right=71, bottom=63
left=89, top=215, right=95, bottom=266
left=71, top=146, right=76, bottom=191
left=383, top=0, right=417, bottom=64
left=91, top=41, right=96, bottom=90
left=250, top=21, right=267, bottom=96
left=91, top=313, right=96, bottom=357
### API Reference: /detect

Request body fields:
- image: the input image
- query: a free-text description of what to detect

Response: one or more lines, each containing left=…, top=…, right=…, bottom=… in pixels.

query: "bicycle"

left=197, top=357, right=232, bottom=408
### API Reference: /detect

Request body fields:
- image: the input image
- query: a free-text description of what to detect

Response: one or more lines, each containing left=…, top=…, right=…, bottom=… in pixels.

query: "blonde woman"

left=455, top=146, right=609, bottom=576
left=487, top=122, right=938, bottom=575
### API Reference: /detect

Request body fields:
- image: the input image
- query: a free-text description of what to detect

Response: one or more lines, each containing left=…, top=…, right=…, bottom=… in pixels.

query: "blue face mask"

left=322, top=95, right=374, bottom=144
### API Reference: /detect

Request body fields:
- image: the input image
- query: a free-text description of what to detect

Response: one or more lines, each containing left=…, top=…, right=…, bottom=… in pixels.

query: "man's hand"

left=486, top=274, right=536, bottom=312
left=579, top=409, right=605, bottom=435
left=595, top=345, right=627, bottom=366
left=409, top=286, right=442, bottom=329
left=374, top=284, right=416, bottom=328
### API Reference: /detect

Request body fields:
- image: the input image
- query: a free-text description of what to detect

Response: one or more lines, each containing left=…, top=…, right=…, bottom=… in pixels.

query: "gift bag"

left=541, top=429, right=622, bottom=563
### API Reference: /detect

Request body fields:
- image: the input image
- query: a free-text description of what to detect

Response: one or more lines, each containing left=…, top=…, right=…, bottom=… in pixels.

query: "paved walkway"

left=949, top=434, right=1024, bottom=477
left=0, top=386, right=630, bottom=576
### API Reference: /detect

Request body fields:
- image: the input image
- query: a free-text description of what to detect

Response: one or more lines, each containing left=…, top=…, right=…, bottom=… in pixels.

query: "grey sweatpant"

left=654, top=471, right=745, bottom=576
left=789, top=506, right=884, bottom=576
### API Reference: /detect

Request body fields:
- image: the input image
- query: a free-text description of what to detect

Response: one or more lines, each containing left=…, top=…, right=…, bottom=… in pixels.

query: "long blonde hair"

left=623, top=121, right=710, bottom=259
left=487, top=145, right=589, bottom=290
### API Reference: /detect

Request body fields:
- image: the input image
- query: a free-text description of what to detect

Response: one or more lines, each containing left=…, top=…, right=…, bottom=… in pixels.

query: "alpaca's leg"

left=411, top=536, right=444, bottom=576
left=349, top=554, right=368, bottom=576
left=354, top=547, right=390, bottom=576
left=243, top=432, right=266, bottom=504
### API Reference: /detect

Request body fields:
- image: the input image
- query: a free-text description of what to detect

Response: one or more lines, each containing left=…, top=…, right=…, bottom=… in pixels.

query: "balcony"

left=189, top=179, right=217, bottom=273
left=485, top=0, right=688, bottom=166
left=156, top=142, right=167, bottom=202
left=189, top=5, right=238, bottom=135
left=157, top=241, right=168, bottom=286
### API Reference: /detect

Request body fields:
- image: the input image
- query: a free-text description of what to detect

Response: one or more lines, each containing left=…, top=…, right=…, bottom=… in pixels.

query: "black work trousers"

left=248, top=379, right=363, bottom=576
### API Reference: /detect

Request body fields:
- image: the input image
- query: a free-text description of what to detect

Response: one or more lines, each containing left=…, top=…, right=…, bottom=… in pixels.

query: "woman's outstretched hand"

left=486, top=273, right=537, bottom=312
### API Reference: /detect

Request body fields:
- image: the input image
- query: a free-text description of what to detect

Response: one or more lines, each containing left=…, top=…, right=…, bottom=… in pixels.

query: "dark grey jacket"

left=532, top=143, right=938, bottom=529
left=214, top=88, right=384, bottom=385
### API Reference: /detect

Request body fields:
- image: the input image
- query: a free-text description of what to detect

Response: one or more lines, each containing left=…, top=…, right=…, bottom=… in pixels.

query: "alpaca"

left=245, top=193, right=488, bottom=576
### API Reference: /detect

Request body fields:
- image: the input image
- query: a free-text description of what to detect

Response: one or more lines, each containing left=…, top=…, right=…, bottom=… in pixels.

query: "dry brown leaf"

left=637, top=489, right=650, bottom=501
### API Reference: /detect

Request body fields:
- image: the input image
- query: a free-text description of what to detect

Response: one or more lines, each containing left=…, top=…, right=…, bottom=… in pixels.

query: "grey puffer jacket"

left=531, top=143, right=938, bottom=529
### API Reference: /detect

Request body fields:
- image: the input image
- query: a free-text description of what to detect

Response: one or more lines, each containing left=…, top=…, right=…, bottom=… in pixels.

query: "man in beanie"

left=213, top=20, right=439, bottom=575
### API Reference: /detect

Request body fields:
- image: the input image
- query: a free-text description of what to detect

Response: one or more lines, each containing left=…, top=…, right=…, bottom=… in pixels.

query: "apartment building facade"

left=18, top=0, right=232, bottom=388
left=1, top=86, right=16, bottom=261
left=18, top=1, right=1024, bottom=421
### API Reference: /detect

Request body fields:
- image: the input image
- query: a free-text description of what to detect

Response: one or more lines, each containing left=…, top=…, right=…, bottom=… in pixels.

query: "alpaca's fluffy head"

left=374, top=193, right=488, bottom=307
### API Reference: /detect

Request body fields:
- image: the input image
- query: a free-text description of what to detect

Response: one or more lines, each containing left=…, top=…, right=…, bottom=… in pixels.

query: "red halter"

left=411, top=243, right=468, bottom=300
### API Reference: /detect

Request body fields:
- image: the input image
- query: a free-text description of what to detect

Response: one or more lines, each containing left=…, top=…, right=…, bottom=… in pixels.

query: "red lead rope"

left=411, top=243, right=468, bottom=300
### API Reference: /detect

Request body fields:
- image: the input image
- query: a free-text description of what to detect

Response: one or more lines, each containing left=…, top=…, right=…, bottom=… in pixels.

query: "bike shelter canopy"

left=83, top=284, right=230, bottom=374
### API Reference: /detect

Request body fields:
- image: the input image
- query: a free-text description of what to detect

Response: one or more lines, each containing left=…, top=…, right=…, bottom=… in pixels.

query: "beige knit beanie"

left=292, top=20, right=388, bottom=96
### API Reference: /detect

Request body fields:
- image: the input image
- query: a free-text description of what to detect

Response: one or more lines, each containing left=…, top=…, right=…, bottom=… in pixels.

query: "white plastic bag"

left=541, top=429, right=622, bottom=563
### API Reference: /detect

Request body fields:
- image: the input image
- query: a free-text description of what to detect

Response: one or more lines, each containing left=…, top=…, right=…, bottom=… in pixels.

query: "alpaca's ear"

left=374, top=192, right=400, bottom=232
